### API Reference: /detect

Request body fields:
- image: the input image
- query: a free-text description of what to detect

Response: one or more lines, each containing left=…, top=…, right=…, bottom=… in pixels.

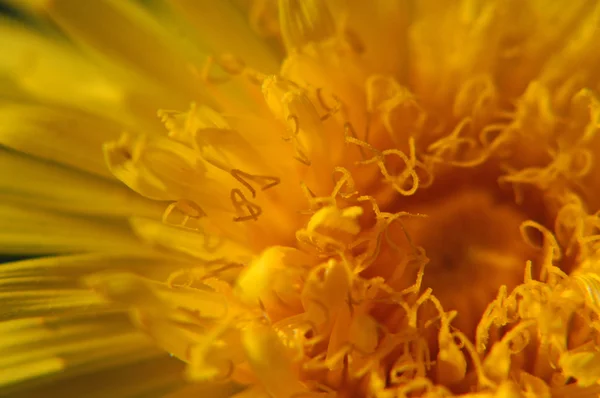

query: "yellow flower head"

left=2, top=1, right=600, bottom=397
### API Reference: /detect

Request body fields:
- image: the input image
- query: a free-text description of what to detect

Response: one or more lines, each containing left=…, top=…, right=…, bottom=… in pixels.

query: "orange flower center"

left=396, top=188, right=537, bottom=338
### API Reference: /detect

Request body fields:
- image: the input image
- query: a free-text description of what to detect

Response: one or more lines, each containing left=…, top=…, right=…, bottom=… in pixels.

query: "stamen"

left=351, top=229, right=384, bottom=273
left=398, top=247, right=428, bottom=296
left=201, top=55, right=231, bottom=85
left=501, top=147, right=594, bottom=191
left=230, top=188, right=262, bottom=222
left=162, top=199, right=207, bottom=231
left=482, top=320, right=535, bottom=382
left=315, top=87, right=341, bottom=121
left=230, top=169, right=281, bottom=199
left=282, top=114, right=312, bottom=166
left=475, top=285, right=515, bottom=353
left=353, top=136, right=427, bottom=196
left=452, top=330, right=497, bottom=390
left=520, top=221, right=563, bottom=283
left=573, top=88, right=600, bottom=142
left=479, top=123, right=510, bottom=148
left=331, top=167, right=358, bottom=199
left=365, top=75, right=425, bottom=136
left=282, top=114, right=300, bottom=142
left=453, top=75, right=497, bottom=119
left=344, top=122, right=380, bottom=157
left=293, top=148, right=312, bottom=166
left=217, top=53, right=246, bottom=75
left=426, top=117, right=490, bottom=167
left=264, top=75, right=326, bottom=166
left=436, top=309, right=467, bottom=385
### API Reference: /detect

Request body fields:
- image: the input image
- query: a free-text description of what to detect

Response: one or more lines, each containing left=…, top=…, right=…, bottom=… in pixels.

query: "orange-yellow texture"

left=1, top=1, right=600, bottom=397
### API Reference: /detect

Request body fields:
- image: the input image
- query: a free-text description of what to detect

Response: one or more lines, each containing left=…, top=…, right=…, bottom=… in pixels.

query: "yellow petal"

left=0, top=18, right=127, bottom=119
left=343, top=0, right=410, bottom=76
left=44, top=0, right=206, bottom=104
left=169, top=0, right=279, bottom=73
left=0, top=149, right=164, bottom=218
left=129, top=217, right=253, bottom=262
left=84, top=272, right=229, bottom=319
left=242, top=325, right=306, bottom=398
left=559, top=350, right=600, bottom=387
left=5, top=355, right=186, bottom=398
left=236, top=246, right=308, bottom=308
left=0, top=253, right=194, bottom=282
left=163, top=383, right=242, bottom=398
left=278, top=0, right=336, bottom=52
left=0, top=103, right=121, bottom=178
left=0, top=202, right=147, bottom=254
left=0, top=312, right=163, bottom=391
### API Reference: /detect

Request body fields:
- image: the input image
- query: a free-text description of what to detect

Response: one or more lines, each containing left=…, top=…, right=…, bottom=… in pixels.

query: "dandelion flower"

left=2, top=0, right=600, bottom=397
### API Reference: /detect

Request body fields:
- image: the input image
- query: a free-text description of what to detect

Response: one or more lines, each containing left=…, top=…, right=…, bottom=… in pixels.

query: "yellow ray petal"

left=0, top=102, right=123, bottom=178
left=0, top=202, right=149, bottom=254
left=537, top=2, right=600, bottom=94
left=84, top=272, right=229, bottom=320
left=494, top=0, right=596, bottom=98
left=163, top=382, right=242, bottom=398
left=4, top=355, right=186, bottom=398
left=242, top=324, right=307, bottom=398
left=0, top=0, right=47, bottom=13
left=0, top=289, right=108, bottom=320
left=130, top=217, right=254, bottom=262
left=0, top=253, right=195, bottom=282
left=0, top=358, right=65, bottom=390
left=0, top=11, right=194, bottom=130
left=344, top=0, right=410, bottom=77
left=0, top=17, right=127, bottom=118
left=169, top=0, right=280, bottom=74
left=43, top=0, right=209, bottom=105
left=277, top=0, right=336, bottom=52
left=230, top=385, right=270, bottom=398
left=552, top=384, right=600, bottom=398
left=0, top=310, right=170, bottom=393
left=0, top=149, right=165, bottom=218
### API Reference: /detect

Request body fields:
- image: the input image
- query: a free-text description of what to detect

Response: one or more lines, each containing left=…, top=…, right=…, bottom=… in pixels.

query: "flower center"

left=396, top=187, right=539, bottom=337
